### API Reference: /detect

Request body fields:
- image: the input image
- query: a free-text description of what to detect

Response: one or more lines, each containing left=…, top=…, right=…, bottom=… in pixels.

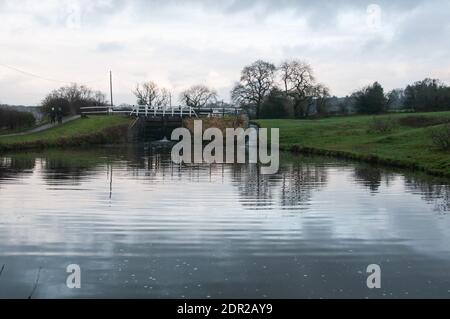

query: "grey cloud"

left=1, top=0, right=449, bottom=105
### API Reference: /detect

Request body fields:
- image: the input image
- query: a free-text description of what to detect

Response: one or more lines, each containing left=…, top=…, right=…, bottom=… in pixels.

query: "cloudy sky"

left=0, top=0, right=449, bottom=105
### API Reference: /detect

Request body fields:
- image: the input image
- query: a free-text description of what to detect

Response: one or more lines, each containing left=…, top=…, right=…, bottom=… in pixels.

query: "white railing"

left=81, top=105, right=241, bottom=118
left=129, top=106, right=198, bottom=118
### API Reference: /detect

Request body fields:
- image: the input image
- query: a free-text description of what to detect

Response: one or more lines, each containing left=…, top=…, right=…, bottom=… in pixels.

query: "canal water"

left=0, top=144, right=449, bottom=298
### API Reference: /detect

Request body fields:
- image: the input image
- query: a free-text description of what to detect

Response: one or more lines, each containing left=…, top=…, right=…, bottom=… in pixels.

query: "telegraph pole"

left=109, top=71, right=114, bottom=108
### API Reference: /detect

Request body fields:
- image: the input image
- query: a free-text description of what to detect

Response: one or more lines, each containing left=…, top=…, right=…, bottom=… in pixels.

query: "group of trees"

left=41, top=84, right=108, bottom=116
left=231, top=59, right=330, bottom=119
left=38, top=63, right=449, bottom=119
left=0, top=108, right=35, bottom=130
left=40, top=81, right=220, bottom=118
left=130, top=59, right=328, bottom=119
left=133, top=82, right=218, bottom=109
left=350, top=78, right=450, bottom=115
left=404, top=78, right=450, bottom=112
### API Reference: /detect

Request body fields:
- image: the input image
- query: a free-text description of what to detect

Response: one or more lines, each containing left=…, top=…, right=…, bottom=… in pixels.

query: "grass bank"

left=257, top=112, right=450, bottom=178
left=0, top=116, right=132, bottom=153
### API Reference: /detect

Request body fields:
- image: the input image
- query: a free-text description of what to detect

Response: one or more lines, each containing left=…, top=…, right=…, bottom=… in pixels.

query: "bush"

left=367, top=117, right=397, bottom=134
left=430, top=124, right=450, bottom=151
left=0, top=108, right=36, bottom=131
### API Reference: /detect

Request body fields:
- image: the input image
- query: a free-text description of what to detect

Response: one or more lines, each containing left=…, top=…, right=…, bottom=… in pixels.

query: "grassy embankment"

left=257, top=111, right=450, bottom=178
left=0, top=116, right=132, bottom=153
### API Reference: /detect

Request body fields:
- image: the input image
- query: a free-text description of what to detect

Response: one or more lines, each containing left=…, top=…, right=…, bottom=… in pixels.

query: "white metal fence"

left=80, top=105, right=241, bottom=118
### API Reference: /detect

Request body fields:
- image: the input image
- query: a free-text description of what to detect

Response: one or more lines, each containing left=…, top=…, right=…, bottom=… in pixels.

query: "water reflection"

left=1, top=145, right=449, bottom=216
left=0, top=145, right=449, bottom=217
left=0, top=156, right=35, bottom=182
left=0, top=144, right=450, bottom=298
left=405, top=178, right=450, bottom=215
left=279, top=163, right=328, bottom=208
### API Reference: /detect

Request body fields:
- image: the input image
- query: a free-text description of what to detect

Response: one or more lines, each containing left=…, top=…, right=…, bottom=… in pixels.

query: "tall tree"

left=133, top=81, right=170, bottom=107
left=352, top=82, right=387, bottom=114
left=231, top=60, right=276, bottom=119
left=311, top=84, right=331, bottom=116
left=279, top=60, right=318, bottom=118
left=179, top=85, right=217, bottom=108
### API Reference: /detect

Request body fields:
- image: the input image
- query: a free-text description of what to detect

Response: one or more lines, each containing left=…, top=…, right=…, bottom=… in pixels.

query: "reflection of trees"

left=279, top=163, right=328, bottom=207
left=125, top=144, right=181, bottom=179
left=353, top=162, right=450, bottom=214
left=0, top=157, right=36, bottom=185
left=2, top=148, right=130, bottom=186
left=4, top=144, right=447, bottom=215
left=126, top=147, right=331, bottom=211
left=405, top=178, right=450, bottom=214
left=231, top=164, right=278, bottom=209
left=353, top=165, right=396, bottom=193
left=40, top=158, right=95, bottom=184
left=37, top=145, right=140, bottom=185
left=230, top=161, right=328, bottom=210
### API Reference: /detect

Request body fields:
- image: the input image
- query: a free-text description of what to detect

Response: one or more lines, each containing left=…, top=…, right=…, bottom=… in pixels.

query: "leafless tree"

left=41, top=83, right=107, bottom=115
left=231, top=60, right=276, bottom=119
left=157, top=88, right=171, bottom=107
left=311, top=84, right=330, bottom=116
left=279, top=60, right=317, bottom=118
left=133, top=81, right=171, bottom=107
left=179, top=85, right=217, bottom=108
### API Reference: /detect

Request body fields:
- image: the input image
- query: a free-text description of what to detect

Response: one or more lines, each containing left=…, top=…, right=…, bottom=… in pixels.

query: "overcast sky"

left=0, top=0, right=449, bottom=105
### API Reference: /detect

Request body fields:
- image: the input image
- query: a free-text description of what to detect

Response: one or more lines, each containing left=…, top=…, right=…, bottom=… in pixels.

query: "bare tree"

left=231, top=60, right=276, bottom=119
left=41, top=83, right=108, bottom=116
left=279, top=60, right=317, bottom=118
left=310, top=84, right=330, bottom=116
left=157, top=88, right=171, bottom=108
left=179, top=85, right=217, bottom=108
left=133, top=81, right=170, bottom=107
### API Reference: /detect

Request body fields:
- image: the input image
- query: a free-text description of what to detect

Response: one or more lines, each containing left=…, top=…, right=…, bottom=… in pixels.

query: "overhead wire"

left=0, top=63, right=105, bottom=85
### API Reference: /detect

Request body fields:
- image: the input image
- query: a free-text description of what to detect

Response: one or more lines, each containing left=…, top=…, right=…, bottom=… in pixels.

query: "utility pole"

left=222, top=100, right=225, bottom=118
left=109, top=71, right=114, bottom=108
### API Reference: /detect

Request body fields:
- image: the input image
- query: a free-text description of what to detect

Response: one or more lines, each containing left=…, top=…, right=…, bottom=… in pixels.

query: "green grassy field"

left=0, top=116, right=132, bottom=152
left=257, top=112, right=450, bottom=177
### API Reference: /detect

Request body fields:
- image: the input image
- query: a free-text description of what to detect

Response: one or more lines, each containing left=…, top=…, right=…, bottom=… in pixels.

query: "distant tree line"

left=230, top=60, right=450, bottom=119
left=350, top=78, right=450, bottom=115
left=36, top=63, right=450, bottom=120
left=0, top=108, right=35, bottom=131
left=404, top=78, right=450, bottom=112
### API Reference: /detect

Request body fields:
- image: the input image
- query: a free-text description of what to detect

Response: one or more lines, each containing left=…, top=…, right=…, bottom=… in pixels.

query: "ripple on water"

left=0, top=145, right=449, bottom=298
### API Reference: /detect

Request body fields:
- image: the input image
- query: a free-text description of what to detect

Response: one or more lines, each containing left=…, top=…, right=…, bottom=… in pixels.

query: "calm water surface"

left=0, top=144, right=449, bottom=299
